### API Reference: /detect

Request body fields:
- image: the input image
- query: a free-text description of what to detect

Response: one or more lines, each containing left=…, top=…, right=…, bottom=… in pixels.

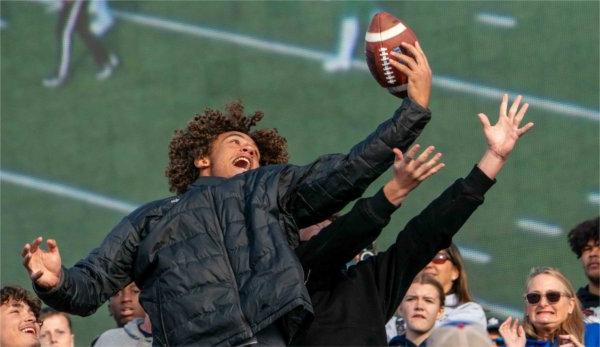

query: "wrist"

left=383, top=180, right=410, bottom=206
left=477, top=150, right=507, bottom=180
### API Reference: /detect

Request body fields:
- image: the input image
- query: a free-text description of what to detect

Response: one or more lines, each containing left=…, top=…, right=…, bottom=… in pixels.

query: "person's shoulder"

left=126, top=195, right=179, bottom=223
left=93, top=327, right=129, bottom=347
left=456, top=301, right=485, bottom=311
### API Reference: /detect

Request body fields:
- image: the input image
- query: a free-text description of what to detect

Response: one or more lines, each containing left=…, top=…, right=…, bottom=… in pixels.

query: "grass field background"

left=1, top=1, right=598, bottom=345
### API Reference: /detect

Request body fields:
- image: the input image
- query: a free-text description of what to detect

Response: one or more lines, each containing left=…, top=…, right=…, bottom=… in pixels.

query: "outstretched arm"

left=368, top=94, right=534, bottom=319
left=297, top=145, right=444, bottom=271
left=477, top=94, right=533, bottom=179
left=282, top=43, right=433, bottom=231
left=20, top=197, right=172, bottom=316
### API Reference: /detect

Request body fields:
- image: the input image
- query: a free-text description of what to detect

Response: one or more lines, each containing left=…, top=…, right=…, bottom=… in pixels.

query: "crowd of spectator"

left=2, top=216, right=597, bottom=346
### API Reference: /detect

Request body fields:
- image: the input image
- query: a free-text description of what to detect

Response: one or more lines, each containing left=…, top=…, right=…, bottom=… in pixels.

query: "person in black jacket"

left=21, top=42, right=433, bottom=346
left=291, top=94, right=533, bottom=346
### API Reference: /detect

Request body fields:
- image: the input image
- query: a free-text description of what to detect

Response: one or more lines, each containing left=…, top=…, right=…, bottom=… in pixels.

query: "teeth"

left=234, top=157, right=251, bottom=167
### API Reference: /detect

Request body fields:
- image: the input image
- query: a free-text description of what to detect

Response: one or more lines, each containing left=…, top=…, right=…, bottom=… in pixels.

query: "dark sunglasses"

left=524, top=291, right=569, bottom=305
left=431, top=253, right=452, bottom=264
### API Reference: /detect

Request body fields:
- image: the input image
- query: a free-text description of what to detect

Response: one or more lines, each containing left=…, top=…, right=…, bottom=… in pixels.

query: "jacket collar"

left=190, top=176, right=226, bottom=188
left=445, top=293, right=459, bottom=307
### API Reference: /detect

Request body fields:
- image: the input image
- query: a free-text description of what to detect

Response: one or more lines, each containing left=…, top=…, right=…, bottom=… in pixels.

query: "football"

left=365, top=12, right=418, bottom=98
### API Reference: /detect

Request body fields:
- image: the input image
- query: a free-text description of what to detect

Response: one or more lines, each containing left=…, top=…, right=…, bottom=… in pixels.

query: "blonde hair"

left=522, top=267, right=584, bottom=342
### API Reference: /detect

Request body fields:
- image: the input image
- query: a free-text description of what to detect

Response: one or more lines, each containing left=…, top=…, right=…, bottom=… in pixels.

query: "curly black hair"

left=1, top=285, right=42, bottom=320
left=166, top=101, right=289, bottom=194
left=567, top=217, right=599, bottom=258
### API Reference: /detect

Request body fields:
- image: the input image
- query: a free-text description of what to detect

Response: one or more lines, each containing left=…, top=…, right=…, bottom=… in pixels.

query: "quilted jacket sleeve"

left=281, top=98, right=431, bottom=229
left=32, top=199, right=166, bottom=316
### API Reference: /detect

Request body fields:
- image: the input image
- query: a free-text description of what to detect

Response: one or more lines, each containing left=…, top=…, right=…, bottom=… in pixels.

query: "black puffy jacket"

left=34, top=99, right=430, bottom=346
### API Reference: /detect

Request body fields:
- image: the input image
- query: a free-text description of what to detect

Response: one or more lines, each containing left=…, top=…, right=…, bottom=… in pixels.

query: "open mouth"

left=20, top=327, right=37, bottom=335
left=233, top=156, right=252, bottom=170
left=412, top=314, right=426, bottom=319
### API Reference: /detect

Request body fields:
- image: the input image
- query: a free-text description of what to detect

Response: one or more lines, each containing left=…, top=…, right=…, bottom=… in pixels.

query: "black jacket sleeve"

left=365, top=166, right=495, bottom=320
left=280, top=98, right=430, bottom=231
left=33, top=198, right=172, bottom=316
left=295, top=188, right=398, bottom=272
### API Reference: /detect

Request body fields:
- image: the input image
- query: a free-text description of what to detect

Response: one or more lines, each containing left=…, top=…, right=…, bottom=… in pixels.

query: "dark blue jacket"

left=35, top=99, right=430, bottom=346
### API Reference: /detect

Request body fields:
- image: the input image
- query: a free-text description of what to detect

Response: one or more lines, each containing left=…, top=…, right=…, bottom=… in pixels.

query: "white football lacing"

left=379, top=47, right=396, bottom=85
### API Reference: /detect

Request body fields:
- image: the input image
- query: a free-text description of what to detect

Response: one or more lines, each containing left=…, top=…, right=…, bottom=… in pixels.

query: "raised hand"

left=383, top=144, right=445, bottom=206
left=476, top=94, right=534, bottom=179
left=389, top=41, right=432, bottom=109
left=558, top=334, right=584, bottom=347
left=499, top=316, right=526, bottom=347
left=478, top=94, right=533, bottom=160
left=22, top=237, right=62, bottom=289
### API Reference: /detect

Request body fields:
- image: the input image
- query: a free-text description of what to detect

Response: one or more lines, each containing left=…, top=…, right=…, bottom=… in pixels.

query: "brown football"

left=365, top=12, right=418, bottom=98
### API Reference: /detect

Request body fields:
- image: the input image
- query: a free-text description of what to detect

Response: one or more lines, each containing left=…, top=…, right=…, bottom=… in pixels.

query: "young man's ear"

left=194, top=157, right=210, bottom=169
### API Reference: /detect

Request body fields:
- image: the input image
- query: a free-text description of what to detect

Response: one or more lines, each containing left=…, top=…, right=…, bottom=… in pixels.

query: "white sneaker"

left=42, top=76, right=66, bottom=88
left=96, top=54, right=119, bottom=81
left=90, top=16, right=114, bottom=37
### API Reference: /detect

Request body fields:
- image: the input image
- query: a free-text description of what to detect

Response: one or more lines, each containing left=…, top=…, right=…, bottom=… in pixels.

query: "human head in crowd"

left=567, top=217, right=599, bottom=300
left=1, top=285, right=42, bottom=347
left=427, top=321, right=494, bottom=347
left=165, top=101, right=289, bottom=193
left=485, top=317, right=501, bottom=345
left=39, top=308, right=74, bottom=347
left=390, top=273, right=445, bottom=346
left=107, top=282, right=146, bottom=328
left=521, top=267, right=584, bottom=343
left=420, top=243, right=473, bottom=302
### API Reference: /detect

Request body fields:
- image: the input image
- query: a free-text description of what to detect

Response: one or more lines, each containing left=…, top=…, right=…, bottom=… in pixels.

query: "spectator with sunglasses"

left=387, top=244, right=488, bottom=340
left=498, top=267, right=585, bottom=347
left=423, top=244, right=488, bottom=328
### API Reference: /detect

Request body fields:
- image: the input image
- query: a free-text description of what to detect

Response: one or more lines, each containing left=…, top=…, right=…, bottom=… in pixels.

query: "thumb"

left=478, top=113, right=491, bottom=129
left=392, top=148, right=403, bottom=163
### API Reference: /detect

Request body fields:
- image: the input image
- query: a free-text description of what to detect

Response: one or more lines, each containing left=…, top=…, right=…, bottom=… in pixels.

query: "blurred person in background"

left=486, top=317, right=502, bottom=346
left=39, top=308, right=74, bottom=347
left=93, top=313, right=152, bottom=347
left=42, top=0, right=118, bottom=88
left=106, top=282, right=145, bottom=328
left=1, top=285, right=42, bottom=347
left=427, top=321, right=494, bottom=347
left=292, top=94, right=533, bottom=345
left=499, top=267, right=585, bottom=347
left=389, top=274, right=445, bottom=347
left=88, top=0, right=114, bottom=36
left=567, top=216, right=600, bottom=323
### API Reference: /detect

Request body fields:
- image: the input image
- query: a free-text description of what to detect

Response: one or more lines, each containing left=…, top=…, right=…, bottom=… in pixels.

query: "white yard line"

left=457, top=245, right=492, bottom=264
left=476, top=12, right=517, bottom=28
left=0, top=170, right=138, bottom=213
left=114, top=9, right=600, bottom=121
left=517, top=218, right=563, bottom=236
left=588, top=192, right=600, bottom=205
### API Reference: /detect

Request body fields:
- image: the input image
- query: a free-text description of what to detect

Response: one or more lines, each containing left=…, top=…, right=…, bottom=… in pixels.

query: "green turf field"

left=1, top=1, right=598, bottom=345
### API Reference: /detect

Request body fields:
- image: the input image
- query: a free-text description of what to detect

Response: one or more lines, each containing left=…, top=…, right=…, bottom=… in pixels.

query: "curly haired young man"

left=1, top=285, right=42, bottom=347
left=22, top=41, right=433, bottom=345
